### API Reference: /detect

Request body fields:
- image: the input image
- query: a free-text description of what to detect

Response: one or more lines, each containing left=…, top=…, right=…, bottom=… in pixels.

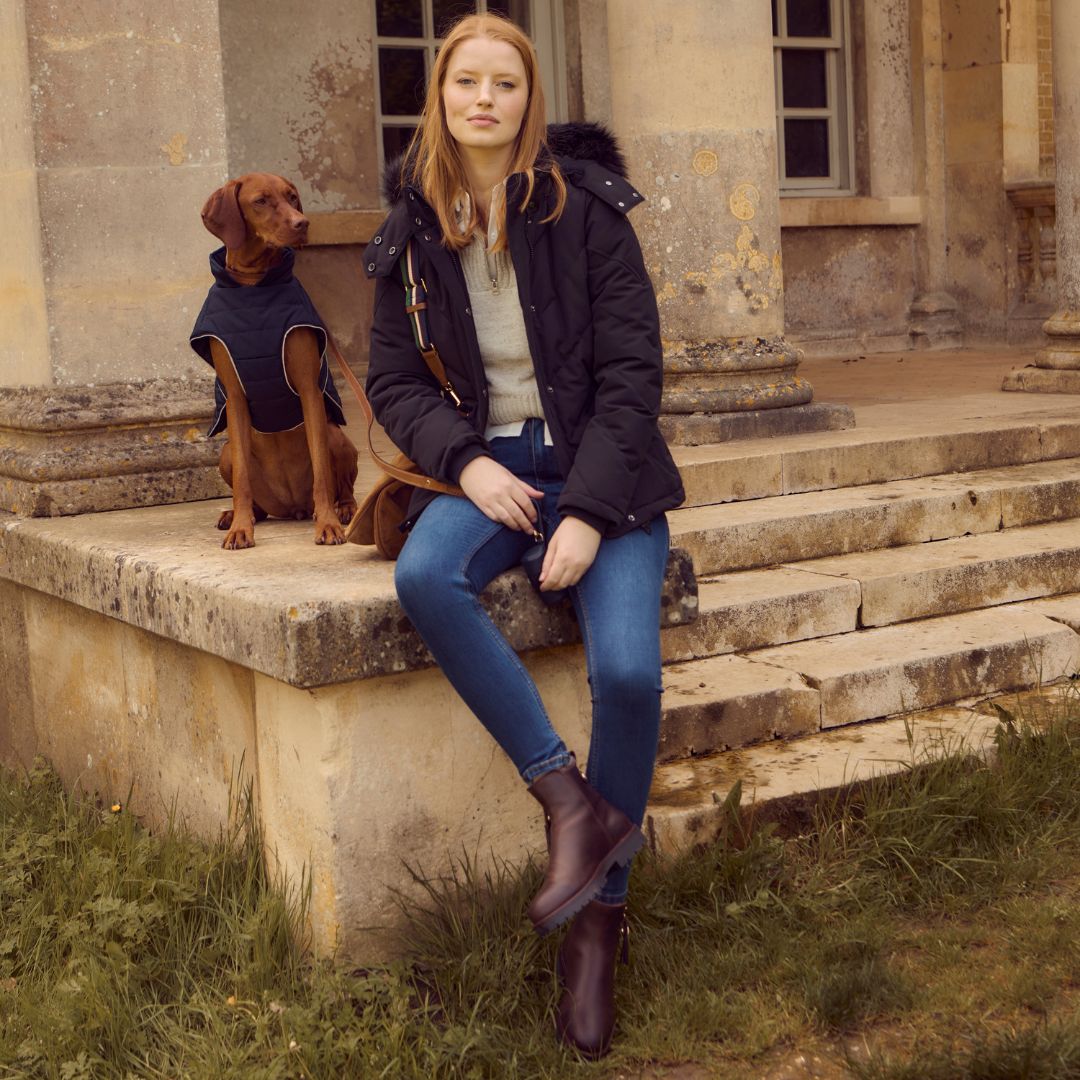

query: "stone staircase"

left=647, top=405, right=1080, bottom=850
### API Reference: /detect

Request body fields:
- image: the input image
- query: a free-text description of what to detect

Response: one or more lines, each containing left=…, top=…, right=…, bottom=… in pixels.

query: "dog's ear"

left=201, top=179, right=247, bottom=249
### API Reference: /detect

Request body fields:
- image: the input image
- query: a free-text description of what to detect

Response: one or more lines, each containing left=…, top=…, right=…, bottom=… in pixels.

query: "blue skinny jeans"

left=394, top=419, right=669, bottom=903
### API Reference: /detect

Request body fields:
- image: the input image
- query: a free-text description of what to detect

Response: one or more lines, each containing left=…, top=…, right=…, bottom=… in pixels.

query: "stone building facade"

left=0, top=0, right=1067, bottom=514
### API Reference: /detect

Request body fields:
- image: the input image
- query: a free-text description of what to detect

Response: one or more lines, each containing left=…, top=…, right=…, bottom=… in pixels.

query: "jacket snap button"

left=388, top=245, right=397, bottom=254
left=367, top=262, right=376, bottom=271
left=373, top=235, right=382, bottom=245
left=530, top=305, right=536, bottom=312
left=546, top=385, right=554, bottom=394
left=409, top=193, right=415, bottom=200
left=627, top=514, right=636, bottom=522
left=415, top=217, right=422, bottom=225
left=618, top=201, right=625, bottom=208
left=465, top=307, right=472, bottom=316
left=605, top=180, right=612, bottom=186
left=424, top=234, right=431, bottom=241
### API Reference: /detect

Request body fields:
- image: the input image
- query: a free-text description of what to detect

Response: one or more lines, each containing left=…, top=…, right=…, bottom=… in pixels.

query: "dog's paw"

left=217, top=510, right=234, bottom=530
left=222, top=525, right=255, bottom=550
left=336, top=502, right=357, bottom=525
left=314, top=519, right=346, bottom=546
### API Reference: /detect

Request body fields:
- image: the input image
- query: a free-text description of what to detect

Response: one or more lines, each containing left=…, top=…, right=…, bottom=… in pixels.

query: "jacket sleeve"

left=365, top=267, right=489, bottom=485
left=556, top=197, right=664, bottom=533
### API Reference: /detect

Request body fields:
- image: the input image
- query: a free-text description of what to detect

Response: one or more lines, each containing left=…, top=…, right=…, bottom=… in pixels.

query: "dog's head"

left=201, top=173, right=309, bottom=251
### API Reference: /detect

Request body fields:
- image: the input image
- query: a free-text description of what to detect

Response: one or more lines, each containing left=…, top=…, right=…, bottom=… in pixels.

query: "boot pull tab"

left=619, top=916, right=630, bottom=965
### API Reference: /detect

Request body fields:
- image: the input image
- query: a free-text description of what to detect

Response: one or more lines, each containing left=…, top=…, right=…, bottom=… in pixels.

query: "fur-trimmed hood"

left=381, top=121, right=629, bottom=206
left=364, top=122, right=644, bottom=280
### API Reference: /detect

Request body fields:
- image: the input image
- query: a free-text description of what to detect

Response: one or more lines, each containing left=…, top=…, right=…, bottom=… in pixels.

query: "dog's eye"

left=253, top=196, right=268, bottom=206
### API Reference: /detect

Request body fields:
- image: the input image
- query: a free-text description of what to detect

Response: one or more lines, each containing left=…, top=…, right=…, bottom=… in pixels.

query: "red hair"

left=403, top=13, right=566, bottom=252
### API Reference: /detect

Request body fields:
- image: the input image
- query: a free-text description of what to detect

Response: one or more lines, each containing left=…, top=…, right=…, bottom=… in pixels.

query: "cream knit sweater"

left=456, top=186, right=545, bottom=430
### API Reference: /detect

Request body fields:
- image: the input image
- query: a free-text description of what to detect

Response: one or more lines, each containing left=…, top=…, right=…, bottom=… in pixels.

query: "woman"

left=363, top=12, right=684, bottom=1058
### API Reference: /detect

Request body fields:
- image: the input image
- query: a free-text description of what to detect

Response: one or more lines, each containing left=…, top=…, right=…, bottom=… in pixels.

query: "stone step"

left=672, top=402, right=1080, bottom=507
left=646, top=705, right=1004, bottom=854
left=796, top=518, right=1080, bottom=628
left=669, top=456, right=1080, bottom=576
left=657, top=604, right=1079, bottom=760
left=661, top=566, right=861, bottom=664
left=661, top=518, right=1080, bottom=664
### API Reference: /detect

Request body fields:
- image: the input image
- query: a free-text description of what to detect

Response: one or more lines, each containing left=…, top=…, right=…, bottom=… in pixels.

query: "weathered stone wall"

left=218, top=0, right=379, bottom=211
left=0, top=0, right=50, bottom=387
left=17, top=0, right=229, bottom=386
left=938, top=0, right=1039, bottom=339
left=783, top=226, right=918, bottom=353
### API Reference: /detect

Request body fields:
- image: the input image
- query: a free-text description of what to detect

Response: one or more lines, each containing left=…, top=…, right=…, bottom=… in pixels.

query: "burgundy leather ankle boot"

left=556, top=899, right=628, bottom=1058
left=526, top=758, right=643, bottom=936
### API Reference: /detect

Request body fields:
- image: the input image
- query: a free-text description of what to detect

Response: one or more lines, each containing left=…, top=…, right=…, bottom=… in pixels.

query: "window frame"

left=773, top=0, right=856, bottom=196
left=373, top=0, right=567, bottom=186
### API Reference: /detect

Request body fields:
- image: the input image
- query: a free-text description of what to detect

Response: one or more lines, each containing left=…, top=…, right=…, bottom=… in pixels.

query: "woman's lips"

left=468, top=116, right=497, bottom=126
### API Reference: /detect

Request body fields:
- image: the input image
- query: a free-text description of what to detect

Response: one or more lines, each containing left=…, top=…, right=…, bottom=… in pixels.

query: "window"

left=773, top=0, right=855, bottom=194
left=374, top=0, right=566, bottom=175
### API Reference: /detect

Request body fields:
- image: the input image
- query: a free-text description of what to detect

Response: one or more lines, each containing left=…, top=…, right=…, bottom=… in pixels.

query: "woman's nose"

left=475, top=81, right=494, bottom=104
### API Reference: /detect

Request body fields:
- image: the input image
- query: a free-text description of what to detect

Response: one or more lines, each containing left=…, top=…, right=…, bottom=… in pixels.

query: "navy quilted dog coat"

left=190, top=246, right=347, bottom=437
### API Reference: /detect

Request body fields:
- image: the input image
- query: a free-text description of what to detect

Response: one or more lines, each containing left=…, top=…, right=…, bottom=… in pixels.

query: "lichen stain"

left=705, top=224, right=778, bottom=313
left=692, top=150, right=718, bottom=177
left=729, top=183, right=760, bottom=221
left=160, top=132, right=188, bottom=165
left=291, top=42, right=374, bottom=207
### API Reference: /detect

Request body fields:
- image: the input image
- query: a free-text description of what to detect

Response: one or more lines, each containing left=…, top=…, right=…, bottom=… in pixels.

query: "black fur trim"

left=382, top=152, right=411, bottom=206
left=545, top=122, right=627, bottom=178
left=380, top=121, right=627, bottom=205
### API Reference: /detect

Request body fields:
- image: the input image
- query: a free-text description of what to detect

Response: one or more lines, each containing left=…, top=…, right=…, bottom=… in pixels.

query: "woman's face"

left=441, top=35, right=529, bottom=160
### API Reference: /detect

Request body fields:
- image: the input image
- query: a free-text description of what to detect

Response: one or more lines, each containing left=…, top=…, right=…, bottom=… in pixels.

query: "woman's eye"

left=498, top=81, right=515, bottom=89
left=457, top=77, right=474, bottom=85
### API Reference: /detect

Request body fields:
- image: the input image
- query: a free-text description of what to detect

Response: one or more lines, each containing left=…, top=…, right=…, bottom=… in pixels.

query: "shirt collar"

left=454, top=179, right=508, bottom=247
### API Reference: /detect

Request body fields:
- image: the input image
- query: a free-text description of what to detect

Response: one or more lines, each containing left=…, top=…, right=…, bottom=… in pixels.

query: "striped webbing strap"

left=400, top=239, right=432, bottom=352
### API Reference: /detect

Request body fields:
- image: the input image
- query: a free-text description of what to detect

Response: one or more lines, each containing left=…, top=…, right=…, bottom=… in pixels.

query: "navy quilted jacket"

left=364, top=122, right=684, bottom=539
left=190, top=246, right=346, bottom=437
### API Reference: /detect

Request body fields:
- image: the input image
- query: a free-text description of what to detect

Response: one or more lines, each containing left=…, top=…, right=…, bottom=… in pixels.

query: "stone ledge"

left=0, top=377, right=216, bottom=432
left=779, top=195, right=923, bottom=229
left=1003, top=366, right=1080, bottom=393
left=660, top=401, right=855, bottom=446
left=0, top=378, right=224, bottom=517
left=0, top=500, right=698, bottom=688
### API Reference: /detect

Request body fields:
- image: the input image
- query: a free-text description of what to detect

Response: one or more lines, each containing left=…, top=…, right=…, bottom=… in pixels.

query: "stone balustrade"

left=1006, top=182, right=1056, bottom=343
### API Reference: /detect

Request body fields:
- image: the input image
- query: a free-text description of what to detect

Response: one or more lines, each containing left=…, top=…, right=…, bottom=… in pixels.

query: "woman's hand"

left=459, top=456, right=544, bottom=533
left=540, top=516, right=602, bottom=591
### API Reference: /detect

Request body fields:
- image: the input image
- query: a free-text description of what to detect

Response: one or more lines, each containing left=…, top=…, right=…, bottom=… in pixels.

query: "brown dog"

left=192, top=173, right=358, bottom=549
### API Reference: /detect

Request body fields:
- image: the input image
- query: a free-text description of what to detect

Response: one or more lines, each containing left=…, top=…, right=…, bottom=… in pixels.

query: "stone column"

left=908, top=0, right=962, bottom=348
left=605, top=0, right=853, bottom=445
left=1004, top=0, right=1080, bottom=391
left=0, top=1, right=229, bottom=516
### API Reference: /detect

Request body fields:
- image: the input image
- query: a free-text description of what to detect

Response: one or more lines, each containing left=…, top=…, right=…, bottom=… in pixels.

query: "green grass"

left=2, top=690, right=1080, bottom=1077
